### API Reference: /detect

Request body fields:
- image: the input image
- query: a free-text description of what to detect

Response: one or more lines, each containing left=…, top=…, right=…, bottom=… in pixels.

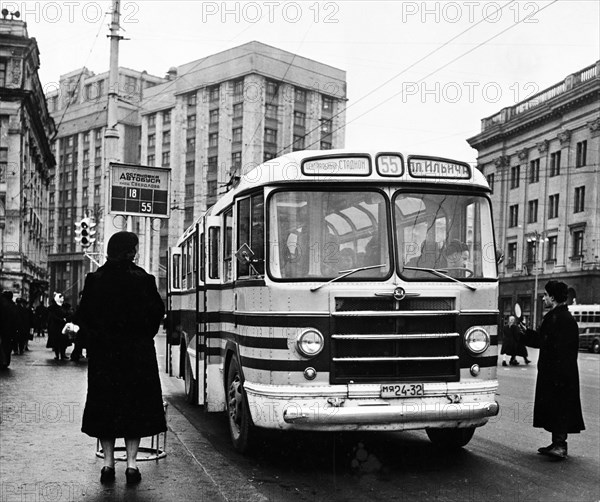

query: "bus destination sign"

left=109, top=163, right=171, bottom=218
left=302, top=156, right=371, bottom=176
left=408, top=157, right=471, bottom=179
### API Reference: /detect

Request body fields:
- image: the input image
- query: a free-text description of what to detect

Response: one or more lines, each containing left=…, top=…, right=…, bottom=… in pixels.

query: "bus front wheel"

left=426, top=427, right=475, bottom=449
left=184, top=344, right=197, bottom=404
left=226, top=355, right=255, bottom=453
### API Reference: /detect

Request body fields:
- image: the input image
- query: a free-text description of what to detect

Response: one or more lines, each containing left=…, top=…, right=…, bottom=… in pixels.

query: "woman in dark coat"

left=521, top=280, right=585, bottom=460
left=46, top=293, right=70, bottom=360
left=73, top=231, right=166, bottom=484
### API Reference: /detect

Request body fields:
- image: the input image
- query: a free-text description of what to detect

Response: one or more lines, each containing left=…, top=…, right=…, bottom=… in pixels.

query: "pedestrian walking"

left=0, top=292, right=18, bottom=369
left=520, top=280, right=585, bottom=460
left=14, top=298, right=33, bottom=354
left=501, top=316, right=531, bottom=366
left=34, top=303, right=48, bottom=337
left=72, top=231, right=166, bottom=485
left=46, top=292, right=71, bottom=360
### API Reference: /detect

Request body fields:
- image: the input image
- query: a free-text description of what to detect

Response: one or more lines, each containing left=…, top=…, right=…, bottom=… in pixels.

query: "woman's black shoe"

left=100, top=466, right=115, bottom=484
left=125, top=467, right=141, bottom=484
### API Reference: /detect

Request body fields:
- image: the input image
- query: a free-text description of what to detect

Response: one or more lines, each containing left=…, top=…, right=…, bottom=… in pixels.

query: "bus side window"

left=224, top=209, right=233, bottom=282
left=199, top=232, right=205, bottom=283
left=172, top=252, right=181, bottom=289
left=237, top=193, right=265, bottom=278
left=208, top=227, right=220, bottom=279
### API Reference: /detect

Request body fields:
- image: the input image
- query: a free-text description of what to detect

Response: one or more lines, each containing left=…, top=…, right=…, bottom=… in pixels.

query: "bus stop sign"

left=109, top=163, right=171, bottom=218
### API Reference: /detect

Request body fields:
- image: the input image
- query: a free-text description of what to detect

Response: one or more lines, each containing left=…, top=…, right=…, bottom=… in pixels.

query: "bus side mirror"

left=496, top=249, right=504, bottom=264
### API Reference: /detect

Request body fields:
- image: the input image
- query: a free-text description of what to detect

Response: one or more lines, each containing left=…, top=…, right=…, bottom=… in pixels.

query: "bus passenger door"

left=166, top=247, right=182, bottom=377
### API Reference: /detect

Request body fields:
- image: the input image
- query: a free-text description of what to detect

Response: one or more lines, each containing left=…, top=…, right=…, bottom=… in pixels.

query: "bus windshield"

left=394, top=191, right=497, bottom=280
left=269, top=190, right=390, bottom=280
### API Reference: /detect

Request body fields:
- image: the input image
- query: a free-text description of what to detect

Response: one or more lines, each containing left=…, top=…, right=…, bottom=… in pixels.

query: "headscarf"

left=107, top=231, right=139, bottom=262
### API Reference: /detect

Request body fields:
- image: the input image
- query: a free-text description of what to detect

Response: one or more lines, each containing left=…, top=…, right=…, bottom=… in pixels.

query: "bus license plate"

left=381, top=383, right=424, bottom=398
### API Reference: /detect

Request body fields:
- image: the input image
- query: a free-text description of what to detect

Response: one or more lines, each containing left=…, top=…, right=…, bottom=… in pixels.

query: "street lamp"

left=526, top=231, right=547, bottom=327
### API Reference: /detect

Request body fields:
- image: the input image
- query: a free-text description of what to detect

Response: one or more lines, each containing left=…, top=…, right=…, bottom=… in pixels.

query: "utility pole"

left=102, top=0, right=124, bottom=260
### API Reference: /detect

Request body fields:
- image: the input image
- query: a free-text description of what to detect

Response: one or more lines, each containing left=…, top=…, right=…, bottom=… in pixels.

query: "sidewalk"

left=0, top=333, right=255, bottom=502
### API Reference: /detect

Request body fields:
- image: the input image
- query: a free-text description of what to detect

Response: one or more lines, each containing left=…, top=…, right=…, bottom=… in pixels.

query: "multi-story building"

left=45, top=67, right=165, bottom=304
left=468, top=61, right=600, bottom=325
left=0, top=16, right=56, bottom=303
left=139, top=41, right=347, bottom=292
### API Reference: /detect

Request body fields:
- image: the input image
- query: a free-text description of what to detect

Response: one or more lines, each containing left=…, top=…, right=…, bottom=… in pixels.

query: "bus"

left=166, top=150, right=500, bottom=452
left=569, top=304, right=600, bottom=353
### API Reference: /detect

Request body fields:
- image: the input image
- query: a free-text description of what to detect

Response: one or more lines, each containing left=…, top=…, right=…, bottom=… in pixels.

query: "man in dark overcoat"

left=72, top=231, right=166, bottom=485
left=521, top=280, right=585, bottom=460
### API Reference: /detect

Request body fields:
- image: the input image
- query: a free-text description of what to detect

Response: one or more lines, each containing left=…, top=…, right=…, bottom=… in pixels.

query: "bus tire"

left=184, top=344, right=197, bottom=404
left=426, top=427, right=475, bottom=449
left=226, top=355, right=255, bottom=453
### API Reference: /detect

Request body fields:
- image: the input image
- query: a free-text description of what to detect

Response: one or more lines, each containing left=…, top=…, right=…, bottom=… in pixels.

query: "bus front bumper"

left=244, top=381, right=499, bottom=431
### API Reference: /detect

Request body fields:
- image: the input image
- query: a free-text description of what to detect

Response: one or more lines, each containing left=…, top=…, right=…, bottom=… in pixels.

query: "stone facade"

left=468, top=61, right=600, bottom=325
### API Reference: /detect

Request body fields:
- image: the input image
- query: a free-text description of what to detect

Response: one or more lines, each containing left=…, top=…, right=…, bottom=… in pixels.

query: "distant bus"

left=569, top=304, right=600, bottom=353
left=166, top=149, right=500, bottom=453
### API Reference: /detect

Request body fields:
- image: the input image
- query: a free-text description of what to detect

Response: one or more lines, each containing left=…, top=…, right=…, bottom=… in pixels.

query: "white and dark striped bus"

left=166, top=150, right=500, bottom=452
left=569, top=304, right=600, bottom=353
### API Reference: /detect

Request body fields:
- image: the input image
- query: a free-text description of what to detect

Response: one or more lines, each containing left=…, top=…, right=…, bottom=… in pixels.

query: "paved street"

left=0, top=334, right=265, bottom=502
left=2, top=337, right=599, bottom=502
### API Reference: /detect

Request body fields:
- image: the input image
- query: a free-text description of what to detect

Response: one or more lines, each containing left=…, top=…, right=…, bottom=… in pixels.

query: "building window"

left=527, top=199, right=538, bottom=223
left=94, top=128, right=102, bottom=142
left=548, top=194, right=559, bottom=219
left=232, top=79, right=244, bottom=100
left=295, top=88, right=306, bottom=104
left=547, top=235, right=557, bottom=261
left=185, top=183, right=194, bottom=199
left=549, top=151, right=561, bottom=177
left=163, top=110, right=171, bottom=125
left=148, top=134, right=155, bottom=148
left=266, top=81, right=278, bottom=101
left=576, top=140, right=587, bottom=167
left=264, top=152, right=276, bottom=162
left=486, top=173, right=494, bottom=193
left=529, top=159, right=539, bottom=183
left=187, top=114, right=196, bottom=130
left=321, top=141, right=332, bottom=150
left=232, top=127, right=243, bottom=144
left=147, top=154, right=155, bottom=166
left=293, top=135, right=305, bottom=151
left=264, top=128, right=277, bottom=145
left=209, top=109, right=219, bottom=124
left=83, top=131, right=90, bottom=145
left=322, top=96, right=333, bottom=111
left=507, top=241, right=517, bottom=266
left=0, top=59, right=6, bottom=86
left=209, top=85, right=219, bottom=102
left=526, top=240, right=537, bottom=264
left=321, top=119, right=332, bottom=134
left=233, top=103, right=243, bottom=119
left=265, top=104, right=278, bottom=119
left=186, top=160, right=195, bottom=177
left=294, top=111, right=306, bottom=127
left=147, top=114, right=156, bottom=128
left=510, top=165, right=520, bottom=189
left=162, top=151, right=170, bottom=166
left=163, top=130, right=170, bottom=145
left=572, top=229, right=584, bottom=257
left=509, top=204, right=519, bottom=227
left=82, top=187, right=88, bottom=200
left=574, top=186, right=585, bottom=213
left=209, top=133, right=218, bottom=148
left=187, top=92, right=197, bottom=107
left=231, top=152, right=242, bottom=171
left=187, top=137, right=196, bottom=151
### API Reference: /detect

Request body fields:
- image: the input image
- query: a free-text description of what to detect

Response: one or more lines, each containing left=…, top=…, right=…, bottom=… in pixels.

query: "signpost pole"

left=145, top=217, right=151, bottom=272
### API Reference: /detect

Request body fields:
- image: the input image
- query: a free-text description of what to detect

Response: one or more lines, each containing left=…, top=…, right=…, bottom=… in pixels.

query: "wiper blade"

left=402, top=265, right=477, bottom=291
left=310, top=264, right=386, bottom=292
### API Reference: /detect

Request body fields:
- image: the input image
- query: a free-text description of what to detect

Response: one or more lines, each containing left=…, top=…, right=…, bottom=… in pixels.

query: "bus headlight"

left=464, top=326, right=490, bottom=354
left=296, top=329, right=324, bottom=358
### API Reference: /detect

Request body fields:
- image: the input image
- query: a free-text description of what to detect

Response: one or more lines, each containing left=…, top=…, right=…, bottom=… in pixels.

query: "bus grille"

left=330, top=297, right=460, bottom=383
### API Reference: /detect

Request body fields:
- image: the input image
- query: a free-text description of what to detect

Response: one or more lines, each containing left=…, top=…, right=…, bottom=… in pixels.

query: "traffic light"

left=75, top=217, right=96, bottom=249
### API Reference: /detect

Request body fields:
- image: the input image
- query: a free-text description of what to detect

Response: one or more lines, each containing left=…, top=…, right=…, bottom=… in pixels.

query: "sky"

left=3, top=0, right=599, bottom=164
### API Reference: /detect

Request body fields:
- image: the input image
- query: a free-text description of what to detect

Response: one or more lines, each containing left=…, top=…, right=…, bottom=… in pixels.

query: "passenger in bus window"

left=441, top=240, right=470, bottom=277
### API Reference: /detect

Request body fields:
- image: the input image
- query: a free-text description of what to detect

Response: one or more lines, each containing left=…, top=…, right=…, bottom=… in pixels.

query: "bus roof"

left=179, top=149, right=488, bottom=241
